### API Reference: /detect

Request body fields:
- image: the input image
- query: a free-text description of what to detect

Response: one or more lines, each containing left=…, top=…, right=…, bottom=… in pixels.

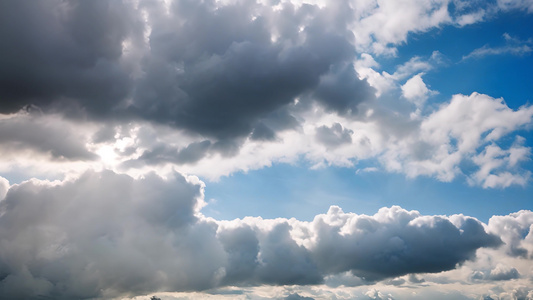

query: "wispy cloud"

left=463, top=33, right=533, bottom=60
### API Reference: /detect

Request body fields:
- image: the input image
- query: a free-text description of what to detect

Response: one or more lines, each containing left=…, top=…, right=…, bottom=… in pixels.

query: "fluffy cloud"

left=400, top=73, right=436, bottom=107
left=2, top=91, right=531, bottom=188
left=0, top=108, right=97, bottom=161
left=1, top=0, right=532, bottom=299
left=0, top=0, right=374, bottom=142
left=0, top=0, right=531, bottom=189
left=0, top=171, right=509, bottom=299
left=0, top=171, right=223, bottom=299
left=487, top=210, right=533, bottom=258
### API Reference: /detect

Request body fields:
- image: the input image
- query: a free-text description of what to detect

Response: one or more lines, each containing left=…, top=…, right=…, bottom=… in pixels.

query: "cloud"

left=364, top=288, right=394, bottom=300
left=0, top=109, right=97, bottom=161
left=487, top=210, right=533, bottom=258
left=315, top=123, right=353, bottom=148
left=285, top=294, right=315, bottom=300
left=497, top=0, right=533, bottom=13
left=350, top=0, right=451, bottom=54
left=0, top=0, right=375, bottom=142
left=393, top=92, right=533, bottom=185
left=307, top=206, right=501, bottom=281
left=488, top=264, right=521, bottom=281
left=401, top=73, right=437, bottom=107
left=455, top=9, right=486, bottom=26
left=0, top=171, right=507, bottom=299
left=463, top=33, right=533, bottom=60
left=0, top=0, right=139, bottom=115
left=0, top=170, right=223, bottom=299
left=1, top=0, right=530, bottom=189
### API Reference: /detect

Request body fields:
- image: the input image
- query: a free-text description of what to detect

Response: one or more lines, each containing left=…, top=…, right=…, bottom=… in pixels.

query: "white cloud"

left=401, top=73, right=437, bottom=107
left=463, top=44, right=532, bottom=60
left=455, top=9, right=486, bottom=26
left=350, top=0, right=452, bottom=55
left=463, top=33, right=533, bottom=60
left=497, top=0, right=533, bottom=13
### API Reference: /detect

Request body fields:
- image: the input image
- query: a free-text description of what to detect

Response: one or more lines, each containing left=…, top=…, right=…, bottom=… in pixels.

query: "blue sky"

left=1, top=1, right=533, bottom=299
left=203, top=161, right=533, bottom=223
left=202, top=8, right=533, bottom=224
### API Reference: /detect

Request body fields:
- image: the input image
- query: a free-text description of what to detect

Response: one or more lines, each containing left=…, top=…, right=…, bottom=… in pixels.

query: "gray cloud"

left=0, top=109, right=96, bottom=161
left=0, top=0, right=374, bottom=144
left=315, top=122, right=353, bottom=148
left=489, top=266, right=520, bottom=281
left=470, top=265, right=521, bottom=282
left=309, top=206, right=502, bottom=281
left=0, top=172, right=505, bottom=299
left=0, top=0, right=140, bottom=115
left=285, top=293, right=315, bottom=300
left=126, top=140, right=213, bottom=167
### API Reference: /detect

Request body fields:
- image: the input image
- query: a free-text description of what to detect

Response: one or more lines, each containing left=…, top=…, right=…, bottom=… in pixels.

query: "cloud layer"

left=1, top=0, right=533, bottom=299
left=0, top=171, right=515, bottom=299
left=1, top=0, right=532, bottom=188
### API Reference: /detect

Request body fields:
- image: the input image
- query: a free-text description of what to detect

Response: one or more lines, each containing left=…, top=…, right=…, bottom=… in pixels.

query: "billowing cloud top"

left=1, top=0, right=532, bottom=187
left=0, top=171, right=504, bottom=299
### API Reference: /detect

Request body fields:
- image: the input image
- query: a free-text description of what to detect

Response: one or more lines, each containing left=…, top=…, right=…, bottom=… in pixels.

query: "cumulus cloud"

left=401, top=73, right=437, bottom=107
left=0, top=170, right=223, bottom=299
left=390, top=92, right=533, bottom=185
left=0, top=0, right=139, bottom=115
left=487, top=210, right=533, bottom=258
left=0, top=171, right=507, bottom=299
left=0, top=0, right=530, bottom=189
left=315, top=123, right=353, bottom=148
left=0, top=109, right=97, bottom=161
left=1, top=0, right=533, bottom=299
left=0, top=0, right=375, bottom=142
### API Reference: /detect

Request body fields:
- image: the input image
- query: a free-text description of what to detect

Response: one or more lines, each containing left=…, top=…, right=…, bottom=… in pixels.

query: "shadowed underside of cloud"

left=0, top=0, right=374, bottom=141
left=1, top=0, right=532, bottom=188
left=0, top=171, right=507, bottom=299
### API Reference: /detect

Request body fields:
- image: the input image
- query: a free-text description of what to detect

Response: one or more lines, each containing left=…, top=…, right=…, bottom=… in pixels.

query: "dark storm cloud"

left=0, top=0, right=374, bottom=142
left=251, top=122, right=277, bottom=141
left=0, top=0, right=140, bottom=115
left=133, top=0, right=362, bottom=139
left=312, top=62, right=376, bottom=115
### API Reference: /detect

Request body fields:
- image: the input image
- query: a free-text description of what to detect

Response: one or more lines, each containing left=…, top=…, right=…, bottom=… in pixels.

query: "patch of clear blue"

left=201, top=162, right=533, bottom=223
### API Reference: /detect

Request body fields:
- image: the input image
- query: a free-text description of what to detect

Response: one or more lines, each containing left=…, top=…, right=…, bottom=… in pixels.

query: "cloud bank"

left=1, top=0, right=532, bottom=188
left=0, top=171, right=514, bottom=299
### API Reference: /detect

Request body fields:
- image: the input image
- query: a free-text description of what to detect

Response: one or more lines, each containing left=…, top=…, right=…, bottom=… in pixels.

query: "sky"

left=1, top=0, right=533, bottom=299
